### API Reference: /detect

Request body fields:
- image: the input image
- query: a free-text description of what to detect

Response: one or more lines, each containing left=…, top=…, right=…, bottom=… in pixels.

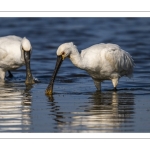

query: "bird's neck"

left=69, top=47, right=85, bottom=69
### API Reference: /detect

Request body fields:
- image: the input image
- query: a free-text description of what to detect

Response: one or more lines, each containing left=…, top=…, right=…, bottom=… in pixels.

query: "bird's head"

left=56, top=42, right=74, bottom=60
left=21, top=37, right=32, bottom=52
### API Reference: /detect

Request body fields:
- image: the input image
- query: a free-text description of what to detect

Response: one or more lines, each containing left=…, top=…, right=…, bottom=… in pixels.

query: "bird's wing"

left=105, top=44, right=134, bottom=77
left=120, top=50, right=134, bottom=77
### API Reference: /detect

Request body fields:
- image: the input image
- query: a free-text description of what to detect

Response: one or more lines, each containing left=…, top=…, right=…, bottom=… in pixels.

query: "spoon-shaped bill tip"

left=25, top=77, right=35, bottom=84
left=45, top=88, right=53, bottom=95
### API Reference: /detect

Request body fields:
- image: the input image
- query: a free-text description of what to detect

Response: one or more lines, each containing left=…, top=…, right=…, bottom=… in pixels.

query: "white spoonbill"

left=45, top=42, right=134, bottom=95
left=0, top=35, right=35, bottom=84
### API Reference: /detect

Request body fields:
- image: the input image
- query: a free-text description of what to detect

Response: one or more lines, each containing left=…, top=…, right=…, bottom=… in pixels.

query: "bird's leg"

left=0, top=69, right=5, bottom=81
left=93, top=80, right=101, bottom=90
left=111, top=78, right=118, bottom=91
left=8, top=70, right=13, bottom=78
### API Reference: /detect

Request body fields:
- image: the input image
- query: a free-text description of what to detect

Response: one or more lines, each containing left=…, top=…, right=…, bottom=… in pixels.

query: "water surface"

left=0, top=17, right=150, bottom=133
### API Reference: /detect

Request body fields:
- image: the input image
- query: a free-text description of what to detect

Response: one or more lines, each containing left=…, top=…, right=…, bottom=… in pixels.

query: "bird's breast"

left=0, top=57, right=25, bottom=70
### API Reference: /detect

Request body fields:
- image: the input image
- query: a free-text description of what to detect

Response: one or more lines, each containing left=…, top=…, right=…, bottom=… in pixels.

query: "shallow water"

left=0, top=17, right=150, bottom=133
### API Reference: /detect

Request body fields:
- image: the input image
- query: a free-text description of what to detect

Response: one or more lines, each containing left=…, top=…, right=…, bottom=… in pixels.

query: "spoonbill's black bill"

left=45, top=55, right=63, bottom=95
left=24, top=50, right=35, bottom=84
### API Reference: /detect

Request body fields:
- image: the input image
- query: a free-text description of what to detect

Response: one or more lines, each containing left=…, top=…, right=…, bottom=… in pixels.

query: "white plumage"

left=46, top=42, right=134, bottom=94
left=60, top=42, right=134, bottom=90
left=75, top=43, right=134, bottom=89
left=0, top=35, right=33, bottom=82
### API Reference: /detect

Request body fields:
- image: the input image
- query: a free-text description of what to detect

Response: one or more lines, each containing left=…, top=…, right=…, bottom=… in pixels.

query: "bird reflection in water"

left=47, top=91, right=135, bottom=132
left=47, top=94, right=54, bottom=102
left=0, top=82, right=33, bottom=132
left=22, top=84, right=34, bottom=105
left=79, top=91, right=135, bottom=132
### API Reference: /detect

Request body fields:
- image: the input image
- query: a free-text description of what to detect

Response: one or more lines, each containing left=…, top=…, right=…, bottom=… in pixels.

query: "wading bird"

left=46, top=42, right=134, bottom=95
left=0, top=35, right=35, bottom=84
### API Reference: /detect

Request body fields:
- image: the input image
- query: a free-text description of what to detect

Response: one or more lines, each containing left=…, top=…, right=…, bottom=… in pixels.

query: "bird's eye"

left=62, top=52, right=65, bottom=55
